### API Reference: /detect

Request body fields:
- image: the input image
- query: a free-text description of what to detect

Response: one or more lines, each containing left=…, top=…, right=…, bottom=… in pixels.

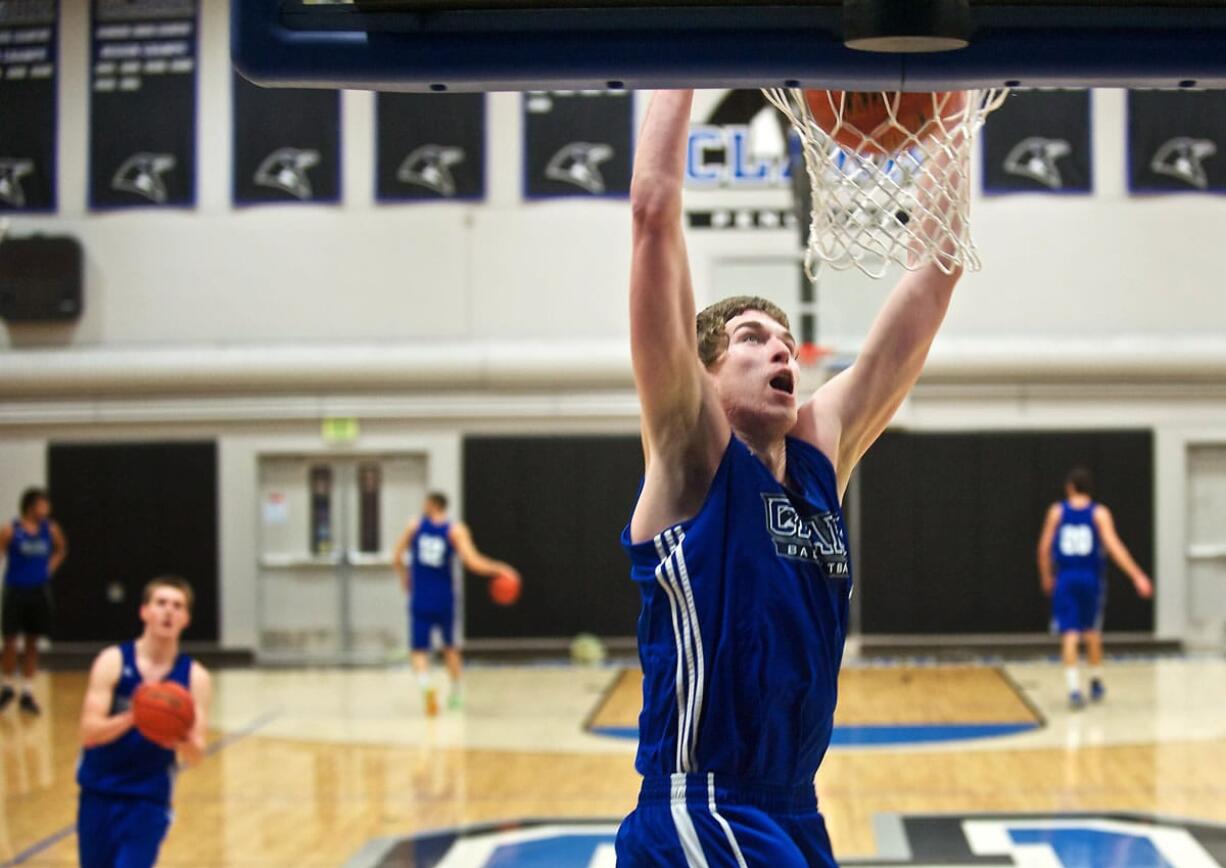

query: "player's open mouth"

left=769, top=372, right=795, bottom=395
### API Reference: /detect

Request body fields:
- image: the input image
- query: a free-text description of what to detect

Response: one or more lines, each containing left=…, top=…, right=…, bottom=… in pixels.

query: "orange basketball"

left=132, top=682, right=195, bottom=747
left=803, top=90, right=966, bottom=155
left=489, top=571, right=521, bottom=606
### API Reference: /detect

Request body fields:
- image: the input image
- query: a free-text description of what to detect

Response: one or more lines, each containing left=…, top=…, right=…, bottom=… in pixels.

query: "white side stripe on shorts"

left=707, top=773, right=749, bottom=868
left=670, top=772, right=711, bottom=868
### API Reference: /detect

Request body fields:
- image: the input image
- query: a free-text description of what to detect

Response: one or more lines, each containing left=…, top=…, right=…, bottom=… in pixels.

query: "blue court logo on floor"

left=350, top=813, right=1226, bottom=868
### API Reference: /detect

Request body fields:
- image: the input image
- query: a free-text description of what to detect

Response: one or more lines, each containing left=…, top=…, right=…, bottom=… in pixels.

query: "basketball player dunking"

left=76, top=577, right=211, bottom=868
left=392, top=492, right=519, bottom=713
left=616, top=90, right=966, bottom=865
left=1036, top=467, right=1153, bottom=709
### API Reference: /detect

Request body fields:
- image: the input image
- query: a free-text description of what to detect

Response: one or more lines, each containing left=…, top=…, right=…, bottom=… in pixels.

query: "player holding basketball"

left=392, top=492, right=518, bottom=714
left=1036, top=467, right=1153, bottom=709
left=616, top=90, right=966, bottom=866
left=76, top=576, right=211, bottom=868
left=0, top=487, right=67, bottom=715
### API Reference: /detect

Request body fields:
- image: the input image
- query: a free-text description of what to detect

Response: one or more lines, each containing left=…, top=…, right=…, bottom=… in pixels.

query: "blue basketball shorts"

left=409, top=608, right=455, bottom=651
left=77, top=790, right=172, bottom=868
left=1052, top=571, right=1105, bottom=634
left=615, top=773, right=838, bottom=867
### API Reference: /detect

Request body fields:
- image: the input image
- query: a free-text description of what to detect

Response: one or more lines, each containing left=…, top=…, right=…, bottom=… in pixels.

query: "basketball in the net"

left=803, top=91, right=965, bottom=155
left=489, top=571, right=521, bottom=606
left=132, top=682, right=195, bottom=747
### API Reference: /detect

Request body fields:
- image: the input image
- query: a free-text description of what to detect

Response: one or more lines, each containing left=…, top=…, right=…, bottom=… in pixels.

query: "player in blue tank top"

left=618, top=90, right=968, bottom=866
left=1037, top=467, right=1152, bottom=709
left=76, top=576, right=211, bottom=868
left=0, top=487, right=67, bottom=715
left=392, top=491, right=519, bottom=714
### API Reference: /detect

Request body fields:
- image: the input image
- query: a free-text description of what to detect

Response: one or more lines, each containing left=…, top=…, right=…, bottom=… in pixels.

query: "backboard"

left=234, top=0, right=1226, bottom=92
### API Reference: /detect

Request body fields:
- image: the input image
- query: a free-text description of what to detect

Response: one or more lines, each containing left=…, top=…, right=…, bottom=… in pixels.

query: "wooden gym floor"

left=2, top=657, right=1225, bottom=866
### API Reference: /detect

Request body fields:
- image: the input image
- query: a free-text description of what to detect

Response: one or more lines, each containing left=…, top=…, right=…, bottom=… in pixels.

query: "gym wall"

left=0, top=4, right=1223, bottom=356
left=462, top=435, right=644, bottom=640
left=858, top=429, right=1153, bottom=635
left=47, top=440, right=219, bottom=643
left=1, top=4, right=1224, bottom=653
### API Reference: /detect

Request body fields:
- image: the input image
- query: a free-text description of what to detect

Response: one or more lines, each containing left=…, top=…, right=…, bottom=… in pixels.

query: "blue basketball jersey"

left=1052, top=501, right=1104, bottom=576
left=622, top=435, right=852, bottom=788
left=77, top=642, right=193, bottom=806
left=4, top=519, right=52, bottom=589
left=410, top=517, right=456, bottom=614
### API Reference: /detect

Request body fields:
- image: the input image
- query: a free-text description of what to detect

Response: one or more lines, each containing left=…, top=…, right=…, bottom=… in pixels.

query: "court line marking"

left=580, top=667, right=635, bottom=733
left=342, top=812, right=1226, bottom=868
left=0, top=708, right=282, bottom=868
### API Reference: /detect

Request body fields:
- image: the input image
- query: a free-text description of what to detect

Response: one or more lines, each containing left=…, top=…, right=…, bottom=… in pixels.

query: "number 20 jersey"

left=1052, top=501, right=1103, bottom=577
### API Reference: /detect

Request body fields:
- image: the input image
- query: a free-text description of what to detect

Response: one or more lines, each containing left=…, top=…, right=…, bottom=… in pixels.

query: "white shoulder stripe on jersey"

left=707, top=773, right=749, bottom=868
left=670, top=528, right=705, bottom=772
left=661, top=530, right=699, bottom=772
left=671, top=772, right=711, bottom=868
left=654, top=525, right=707, bottom=775
left=654, top=532, right=691, bottom=773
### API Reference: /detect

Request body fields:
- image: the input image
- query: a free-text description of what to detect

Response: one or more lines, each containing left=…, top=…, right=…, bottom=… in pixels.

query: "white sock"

left=416, top=671, right=432, bottom=691
left=20, top=677, right=33, bottom=696
left=1089, top=665, right=1104, bottom=684
left=1065, top=666, right=1080, bottom=694
left=1, top=675, right=14, bottom=690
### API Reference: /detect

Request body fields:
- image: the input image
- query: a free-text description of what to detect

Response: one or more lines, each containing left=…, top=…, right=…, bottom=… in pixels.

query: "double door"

left=257, top=454, right=426, bottom=662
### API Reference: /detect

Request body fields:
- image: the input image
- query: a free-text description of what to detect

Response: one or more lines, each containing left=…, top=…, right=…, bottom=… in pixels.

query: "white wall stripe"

left=671, top=772, right=711, bottom=868
left=707, top=773, right=749, bottom=868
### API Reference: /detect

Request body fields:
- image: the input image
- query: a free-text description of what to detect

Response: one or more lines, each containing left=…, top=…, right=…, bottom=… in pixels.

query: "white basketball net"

left=763, top=88, right=1008, bottom=279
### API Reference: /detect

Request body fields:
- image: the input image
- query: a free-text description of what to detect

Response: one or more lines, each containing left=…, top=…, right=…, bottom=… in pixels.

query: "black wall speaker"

left=0, top=235, right=84, bottom=322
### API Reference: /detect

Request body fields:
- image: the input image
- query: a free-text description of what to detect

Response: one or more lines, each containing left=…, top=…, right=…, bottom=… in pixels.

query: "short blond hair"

left=142, top=576, right=194, bottom=614
left=695, top=296, right=791, bottom=368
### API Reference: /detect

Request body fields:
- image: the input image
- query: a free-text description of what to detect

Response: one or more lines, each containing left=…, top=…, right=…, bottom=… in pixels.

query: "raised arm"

left=391, top=518, right=418, bottom=593
left=1036, top=503, right=1061, bottom=596
left=177, top=662, right=211, bottom=766
left=802, top=265, right=959, bottom=495
left=1093, top=505, right=1153, bottom=598
left=796, top=134, right=967, bottom=497
left=449, top=522, right=516, bottom=580
left=49, top=521, right=67, bottom=575
left=79, top=646, right=133, bottom=748
left=629, top=90, right=729, bottom=540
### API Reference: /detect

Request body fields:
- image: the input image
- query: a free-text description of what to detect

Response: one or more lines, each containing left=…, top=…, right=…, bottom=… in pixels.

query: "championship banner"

left=683, top=89, right=797, bottom=233
left=232, top=71, right=340, bottom=205
left=0, top=0, right=57, bottom=212
left=981, top=90, right=1092, bottom=194
left=376, top=93, right=485, bottom=202
left=522, top=90, right=632, bottom=199
left=1128, top=90, right=1226, bottom=193
left=89, top=0, right=196, bottom=209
